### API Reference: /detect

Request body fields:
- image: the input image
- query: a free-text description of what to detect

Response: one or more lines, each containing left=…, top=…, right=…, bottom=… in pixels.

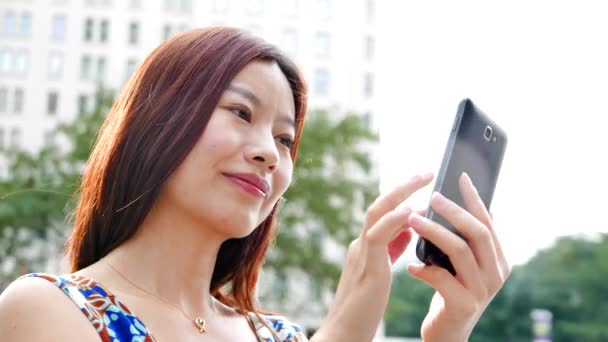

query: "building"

left=1, top=0, right=377, bottom=154
left=0, top=0, right=378, bottom=333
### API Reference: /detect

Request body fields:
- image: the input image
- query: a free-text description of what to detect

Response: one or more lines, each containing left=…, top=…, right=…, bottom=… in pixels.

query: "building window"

left=80, top=55, right=92, bottom=79
left=84, top=18, right=94, bottom=41
left=15, top=50, right=29, bottom=75
left=44, top=131, right=55, bottom=146
left=178, top=24, right=189, bottom=33
left=365, top=35, right=374, bottom=61
left=246, top=24, right=263, bottom=37
left=246, top=0, right=264, bottom=16
left=366, top=0, right=375, bottom=23
left=47, top=92, right=59, bottom=115
left=48, top=51, right=64, bottom=78
left=180, top=0, right=192, bottom=12
left=281, top=29, right=297, bottom=57
left=315, top=0, right=331, bottom=20
left=100, top=19, right=109, bottom=43
left=362, top=112, right=372, bottom=128
left=314, top=32, right=330, bottom=59
left=20, top=12, right=32, bottom=35
left=162, top=24, right=171, bottom=40
left=364, top=72, right=373, bottom=98
left=10, top=128, right=21, bottom=148
left=128, top=22, right=139, bottom=45
left=51, top=15, right=66, bottom=41
left=97, top=56, right=107, bottom=82
left=0, top=88, right=7, bottom=112
left=13, top=88, right=23, bottom=113
left=0, top=49, right=11, bottom=74
left=129, top=0, right=142, bottom=8
left=126, top=59, right=137, bottom=79
left=3, top=12, right=16, bottom=35
left=313, top=69, right=329, bottom=96
left=163, top=0, right=174, bottom=11
left=212, top=0, right=229, bottom=14
left=282, top=0, right=298, bottom=18
left=77, top=94, right=88, bottom=114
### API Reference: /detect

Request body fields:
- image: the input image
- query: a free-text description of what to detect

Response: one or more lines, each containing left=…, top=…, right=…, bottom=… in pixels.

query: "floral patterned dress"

left=18, top=273, right=308, bottom=342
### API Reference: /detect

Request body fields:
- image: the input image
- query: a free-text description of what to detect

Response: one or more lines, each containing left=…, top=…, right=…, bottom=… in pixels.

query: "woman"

left=0, top=27, right=509, bottom=341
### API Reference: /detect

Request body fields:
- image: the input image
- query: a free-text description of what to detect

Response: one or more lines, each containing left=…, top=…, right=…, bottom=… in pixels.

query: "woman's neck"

left=98, top=198, right=227, bottom=319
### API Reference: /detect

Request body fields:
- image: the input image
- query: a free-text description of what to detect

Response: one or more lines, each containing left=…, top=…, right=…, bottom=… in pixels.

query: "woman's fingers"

left=458, top=173, right=492, bottom=227
left=388, top=228, right=412, bottom=264
left=387, top=208, right=428, bottom=264
left=366, top=207, right=412, bottom=248
left=407, top=263, right=471, bottom=308
left=429, top=191, right=498, bottom=277
left=362, top=173, right=434, bottom=235
left=408, top=212, right=486, bottom=296
left=459, top=173, right=510, bottom=278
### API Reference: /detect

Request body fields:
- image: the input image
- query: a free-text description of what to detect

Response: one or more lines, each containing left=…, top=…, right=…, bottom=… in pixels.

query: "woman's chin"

left=215, top=221, right=259, bottom=240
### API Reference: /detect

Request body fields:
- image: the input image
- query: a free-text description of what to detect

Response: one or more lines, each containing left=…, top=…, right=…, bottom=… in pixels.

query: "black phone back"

left=415, top=98, right=508, bottom=275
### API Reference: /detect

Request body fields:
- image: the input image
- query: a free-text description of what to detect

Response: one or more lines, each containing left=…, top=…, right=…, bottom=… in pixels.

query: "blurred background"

left=1, top=0, right=606, bottom=341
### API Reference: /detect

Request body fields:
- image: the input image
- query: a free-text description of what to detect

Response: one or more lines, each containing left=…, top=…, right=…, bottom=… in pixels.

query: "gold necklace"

left=102, top=258, right=214, bottom=333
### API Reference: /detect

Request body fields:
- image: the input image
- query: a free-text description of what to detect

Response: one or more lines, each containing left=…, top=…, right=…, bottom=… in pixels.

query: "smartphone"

left=415, top=98, right=508, bottom=276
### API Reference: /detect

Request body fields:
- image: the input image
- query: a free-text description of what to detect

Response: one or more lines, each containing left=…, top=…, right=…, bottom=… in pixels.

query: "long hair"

left=66, top=27, right=308, bottom=316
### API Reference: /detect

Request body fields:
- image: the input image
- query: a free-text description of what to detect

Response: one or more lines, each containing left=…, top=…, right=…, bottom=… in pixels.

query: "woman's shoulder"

left=249, top=312, right=309, bottom=342
left=0, top=272, right=101, bottom=341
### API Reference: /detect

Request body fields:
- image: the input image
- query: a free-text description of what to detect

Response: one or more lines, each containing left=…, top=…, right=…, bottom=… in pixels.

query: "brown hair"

left=66, top=27, right=307, bottom=316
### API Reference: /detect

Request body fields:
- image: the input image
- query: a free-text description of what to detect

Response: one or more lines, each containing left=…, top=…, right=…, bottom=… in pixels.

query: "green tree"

left=1, top=94, right=379, bottom=299
left=0, top=89, right=112, bottom=288
left=385, top=235, right=608, bottom=341
left=385, top=270, right=434, bottom=337
left=265, top=111, right=379, bottom=301
left=503, top=235, right=608, bottom=342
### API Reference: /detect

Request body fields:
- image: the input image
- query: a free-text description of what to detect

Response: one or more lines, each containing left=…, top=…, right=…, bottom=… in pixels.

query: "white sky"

left=376, top=0, right=608, bottom=266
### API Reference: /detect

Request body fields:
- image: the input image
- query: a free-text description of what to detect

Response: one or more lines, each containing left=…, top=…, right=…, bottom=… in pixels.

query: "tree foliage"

left=385, top=234, right=608, bottom=342
left=0, top=94, right=379, bottom=300
left=0, top=90, right=112, bottom=287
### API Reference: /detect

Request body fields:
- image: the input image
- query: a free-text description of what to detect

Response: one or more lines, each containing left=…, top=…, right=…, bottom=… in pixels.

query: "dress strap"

left=248, top=312, right=309, bottom=342
left=18, top=273, right=155, bottom=342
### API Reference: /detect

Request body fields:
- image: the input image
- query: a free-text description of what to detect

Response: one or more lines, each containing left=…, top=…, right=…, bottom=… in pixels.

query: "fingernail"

left=461, top=172, right=479, bottom=193
left=398, top=206, right=412, bottom=215
left=409, top=212, right=424, bottom=226
left=422, top=172, right=434, bottom=181
left=432, top=191, right=445, bottom=203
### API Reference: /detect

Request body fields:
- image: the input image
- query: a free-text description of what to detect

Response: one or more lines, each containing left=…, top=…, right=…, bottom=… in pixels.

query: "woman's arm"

left=0, top=277, right=101, bottom=341
left=312, top=173, right=434, bottom=342
left=406, top=173, right=510, bottom=341
left=311, top=173, right=509, bottom=342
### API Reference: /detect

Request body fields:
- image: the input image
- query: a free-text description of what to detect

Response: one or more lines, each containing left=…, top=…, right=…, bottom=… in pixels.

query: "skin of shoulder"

left=0, top=276, right=101, bottom=341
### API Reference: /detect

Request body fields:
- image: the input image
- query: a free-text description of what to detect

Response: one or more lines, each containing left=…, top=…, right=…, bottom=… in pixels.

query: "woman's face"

left=160, top=60, right=296, bottom=239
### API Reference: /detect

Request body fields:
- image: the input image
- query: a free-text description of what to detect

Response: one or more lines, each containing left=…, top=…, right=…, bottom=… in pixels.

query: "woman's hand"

left=407, top=173, right=510, bottom=342
left=313, top=173, right=434, bottom=342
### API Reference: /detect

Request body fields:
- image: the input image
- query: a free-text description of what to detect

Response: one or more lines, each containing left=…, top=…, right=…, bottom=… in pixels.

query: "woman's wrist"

left=421, top=323, right=472, bottom=342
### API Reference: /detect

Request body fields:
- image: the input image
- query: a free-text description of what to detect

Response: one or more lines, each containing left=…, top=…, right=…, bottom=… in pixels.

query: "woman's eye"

left=231, top=107, right=251, bottom=122
left=277, top=136, right=295, bottom=150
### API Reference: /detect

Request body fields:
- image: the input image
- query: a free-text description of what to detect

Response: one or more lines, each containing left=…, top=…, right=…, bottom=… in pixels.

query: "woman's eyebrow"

left=227, top=84, right=261, bottom=107
left=279, top=114, right=296, bottom=131
left=228, top=84, right=296, bottom=130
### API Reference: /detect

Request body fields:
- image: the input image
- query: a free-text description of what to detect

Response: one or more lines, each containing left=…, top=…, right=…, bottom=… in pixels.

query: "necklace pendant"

left=194, top=317, right=206, bottom=333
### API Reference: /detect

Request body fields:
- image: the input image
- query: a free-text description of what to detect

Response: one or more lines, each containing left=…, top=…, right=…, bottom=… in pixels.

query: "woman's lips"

left=224, top=174, right=268, bottom=198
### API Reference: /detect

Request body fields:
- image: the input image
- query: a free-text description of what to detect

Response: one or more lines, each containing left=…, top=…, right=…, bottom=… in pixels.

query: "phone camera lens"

left=484, top=125, right=493, bottom=141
